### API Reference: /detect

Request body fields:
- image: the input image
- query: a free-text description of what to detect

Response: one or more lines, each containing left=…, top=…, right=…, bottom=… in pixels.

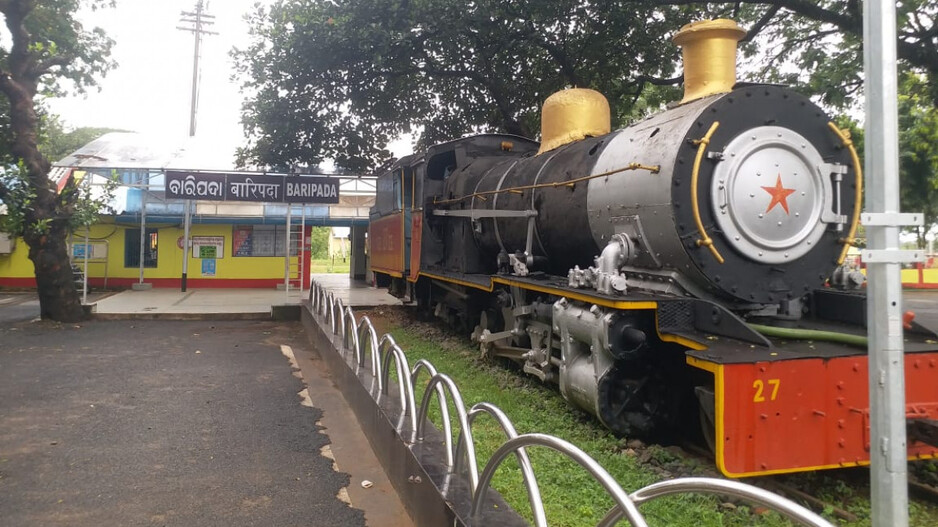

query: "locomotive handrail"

left=470, top=433, right=648, bottom=527
left=598, top=478, right=834, bottom=527
left=432, top=162, right=660, bottom=206
left=309, top=279, right=836, bottom=527
left=411, top=359, right=455, bottom=468
left=690, top=121, right=726, bottom=264
left=827, top=121, right=864, bottom=265
left=416, top=372, right=480, bottom=494
left=462, top=403, right=547, bottom=527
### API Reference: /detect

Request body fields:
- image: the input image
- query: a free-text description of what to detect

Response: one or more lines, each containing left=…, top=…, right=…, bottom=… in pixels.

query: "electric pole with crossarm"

left=176, top=1, right=217, bottom=292
left=177, top=0, right=217, bottom=138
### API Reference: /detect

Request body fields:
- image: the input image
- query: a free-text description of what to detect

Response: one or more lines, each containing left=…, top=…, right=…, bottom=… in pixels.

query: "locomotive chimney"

left=536, top=88, right=611, bottom=155
left=673, top=19, right=746, bottom=104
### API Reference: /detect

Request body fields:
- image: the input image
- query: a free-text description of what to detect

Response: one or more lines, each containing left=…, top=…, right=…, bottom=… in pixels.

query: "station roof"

left=53, top=132, right=232, bottom=171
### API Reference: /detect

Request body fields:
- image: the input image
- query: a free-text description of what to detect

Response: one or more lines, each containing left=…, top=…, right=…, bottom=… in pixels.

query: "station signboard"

left=165, top=171, right=339, bottom=204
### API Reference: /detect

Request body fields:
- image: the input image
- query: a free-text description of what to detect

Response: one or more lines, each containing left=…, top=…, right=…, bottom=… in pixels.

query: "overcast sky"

left=46, top=0, right=267, bottom=169
left=43, top=0, right=412, bottom=171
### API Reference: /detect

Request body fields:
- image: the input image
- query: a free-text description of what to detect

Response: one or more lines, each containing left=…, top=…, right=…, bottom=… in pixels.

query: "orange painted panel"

left=370, top=213, right=405, bottom=274
left=715, top=353, right=938, bottom=476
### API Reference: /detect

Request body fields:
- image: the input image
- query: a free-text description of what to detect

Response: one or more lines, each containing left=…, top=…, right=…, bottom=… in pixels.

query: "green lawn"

left=372, top=316, right=938, bottom=527
left=384, top=322, right=793, bottom=527
left=310, top=257, right=350, bottom=274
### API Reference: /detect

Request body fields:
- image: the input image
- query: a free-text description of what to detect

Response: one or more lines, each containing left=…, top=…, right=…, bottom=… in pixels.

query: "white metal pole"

left=864, top=1, right=909, bottom=525
left=284, top=206, right=292, bottom=298
left=301, top=206, right=306, bottom=292
left=82, top=174, right=90, bottom=304
left=82, top=226, right=89, bottom=305
left=182, top=199, right=191, bottom=292
left=139, top=172, right=147, bottom=285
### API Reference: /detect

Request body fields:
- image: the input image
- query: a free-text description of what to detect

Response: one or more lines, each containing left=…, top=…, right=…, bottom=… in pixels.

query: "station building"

left=0, top=133, right=373, bottom=291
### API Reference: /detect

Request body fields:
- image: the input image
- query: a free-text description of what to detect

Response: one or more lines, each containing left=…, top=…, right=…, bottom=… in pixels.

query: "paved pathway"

left=0, top=292, right=39, bottom=326
left=0, top=319, right=369, bottom=526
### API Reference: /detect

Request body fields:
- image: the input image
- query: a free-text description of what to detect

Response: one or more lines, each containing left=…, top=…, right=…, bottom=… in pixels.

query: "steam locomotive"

left=368, top=19, right=938, bottom=477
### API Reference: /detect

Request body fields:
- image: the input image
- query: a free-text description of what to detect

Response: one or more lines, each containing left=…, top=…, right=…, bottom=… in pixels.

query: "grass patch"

left=373, top=313, right=938, bottom=527
left=385, top=319, right=799, bottom=527
left=310, top=258, right=350, bottom=274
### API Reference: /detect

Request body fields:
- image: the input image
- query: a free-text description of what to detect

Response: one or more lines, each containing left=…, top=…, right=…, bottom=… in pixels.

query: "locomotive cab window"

left=373, top=173, right=396, bottom=216
left=403, top=168, right=414, bottom=210
left=426, top=150, right=456, bottom=180
left=412, top=163, right=425, bottom=210
left=392, top=173, right=402, bottom=211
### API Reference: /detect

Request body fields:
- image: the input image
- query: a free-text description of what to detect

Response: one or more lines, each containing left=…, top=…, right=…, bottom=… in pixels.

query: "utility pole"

left=176, top=1, right=216, bottom=292
left=177, top=1, right=217, bottom=137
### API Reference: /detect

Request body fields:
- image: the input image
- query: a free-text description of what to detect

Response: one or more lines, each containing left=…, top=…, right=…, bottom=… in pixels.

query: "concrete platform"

left=87, top=274, right=399, bottom=319
left=310, top=274, right=402, bottom=308
left=92, top=288, right=305, bottom=319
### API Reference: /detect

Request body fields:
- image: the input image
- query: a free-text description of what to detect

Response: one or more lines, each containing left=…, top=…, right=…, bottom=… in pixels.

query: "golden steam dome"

left=537, top=88, right=611, bottom=155
left=672, top=19, right=746, bottom=104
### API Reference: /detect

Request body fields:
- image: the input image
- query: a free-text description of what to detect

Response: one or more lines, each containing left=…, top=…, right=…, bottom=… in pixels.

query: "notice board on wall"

left=233, top=227, right=253, bottom=256
left=190, top=236, right=225, bottom=259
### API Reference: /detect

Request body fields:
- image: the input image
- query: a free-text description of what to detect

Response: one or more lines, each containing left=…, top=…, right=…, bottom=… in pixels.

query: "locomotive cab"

left=369, top=155, right=419, bottom=292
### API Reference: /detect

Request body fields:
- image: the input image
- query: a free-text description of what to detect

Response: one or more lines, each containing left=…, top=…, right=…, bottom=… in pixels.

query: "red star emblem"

left=761, top=174, right=796, bottom=215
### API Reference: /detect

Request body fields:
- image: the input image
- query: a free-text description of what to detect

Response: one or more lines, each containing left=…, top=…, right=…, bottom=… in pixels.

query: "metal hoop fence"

left=308, top=281, right=834, bottom=527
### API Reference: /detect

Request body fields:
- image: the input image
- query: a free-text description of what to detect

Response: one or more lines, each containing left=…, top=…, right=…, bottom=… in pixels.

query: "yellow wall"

left=0, top=234, right=32, bottom=279
left=0, top=221, right=289, bottom=285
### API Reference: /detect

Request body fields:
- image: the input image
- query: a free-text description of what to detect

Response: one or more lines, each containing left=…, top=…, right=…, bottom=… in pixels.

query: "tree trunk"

left=2, top=47, right=86, bottom=322
left=24, top=223, right=85, bottom=322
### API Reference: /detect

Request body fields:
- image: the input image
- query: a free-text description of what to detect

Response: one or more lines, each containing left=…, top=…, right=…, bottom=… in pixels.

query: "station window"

left=232, top=225, right=296, bottom=257
left=125, top=228, right=158, bottom=268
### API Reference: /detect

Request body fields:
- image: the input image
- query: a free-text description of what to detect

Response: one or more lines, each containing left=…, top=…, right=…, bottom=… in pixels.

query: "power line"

left=177, top=0, right=217, bottom=137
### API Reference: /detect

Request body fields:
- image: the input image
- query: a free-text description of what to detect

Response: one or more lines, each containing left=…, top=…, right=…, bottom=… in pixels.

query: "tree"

left=39, top=115, right=126, bottom=164
left=0, top=0, right=115, bottom=322
left=235, top=0, right=938, bottom=227
left=675, top=1, right=938, bottom=111
left=232, top=0, right=695, bottom=171
left=235, top=0, right=938, bottom=171
left=309, top=226, right=330, bottom=259
left=898, top=72, right=938, bottom=248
